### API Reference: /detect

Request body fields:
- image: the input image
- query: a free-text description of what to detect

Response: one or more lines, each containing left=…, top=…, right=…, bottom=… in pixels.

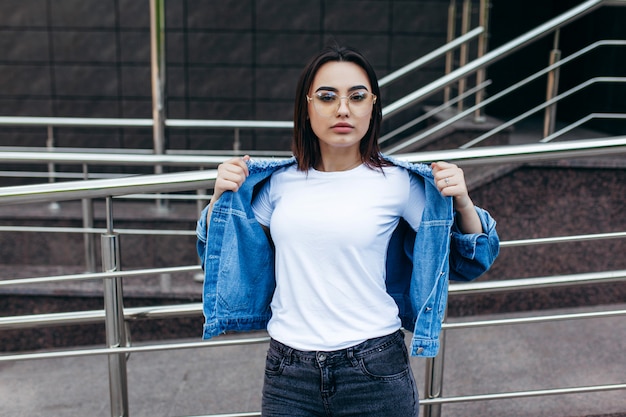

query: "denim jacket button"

left=425, top=306, right=433, bottom=312
left=416, top=347, right=424, bottom=354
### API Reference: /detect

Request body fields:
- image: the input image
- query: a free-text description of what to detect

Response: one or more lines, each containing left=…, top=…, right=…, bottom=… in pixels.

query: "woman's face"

left=307, top=61, right=374, bottom=157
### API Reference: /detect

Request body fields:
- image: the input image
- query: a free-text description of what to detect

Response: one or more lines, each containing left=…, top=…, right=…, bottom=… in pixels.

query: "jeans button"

left=318, top=353, right=326, bottom=361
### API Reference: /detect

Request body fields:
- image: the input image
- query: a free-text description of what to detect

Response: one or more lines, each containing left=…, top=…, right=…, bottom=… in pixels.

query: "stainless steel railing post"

left=101, top=196, right=129, bottom=417
left=46, top=126, right=60, bottom=212
left=82, top=164, right=97, bottom=272
left=474, top=0, right=490, bottom=123
left=150, top=0, right=168, bottom=213
left=234, top=128, right=241, bottom=154
left=423, top=316, right=447, bottom=417
left=543, top=29, right=562, bottom=138
left=443, top=0, right=457, bottom=103
left=457, top=0, right=472, bottom=112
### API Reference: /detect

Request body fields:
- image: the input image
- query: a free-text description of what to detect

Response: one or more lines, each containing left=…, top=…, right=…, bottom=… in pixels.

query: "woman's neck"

left=315, top=157, right=362, bottom=172
left=315, top=148, right=362, bottom=172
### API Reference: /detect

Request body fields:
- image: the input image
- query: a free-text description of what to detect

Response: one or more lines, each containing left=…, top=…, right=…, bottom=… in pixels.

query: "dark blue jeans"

left=262, top=329, right=419, bottom=417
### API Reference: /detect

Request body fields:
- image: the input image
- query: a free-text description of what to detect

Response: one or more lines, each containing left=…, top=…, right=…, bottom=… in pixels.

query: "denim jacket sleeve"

left=449, top=206, right=500, bottom=282
left=196, top=189, right=276, bottom=338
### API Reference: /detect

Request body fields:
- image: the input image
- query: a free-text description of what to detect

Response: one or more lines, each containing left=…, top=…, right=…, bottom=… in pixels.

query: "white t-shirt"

left=252, top=163, right=425, bottom=351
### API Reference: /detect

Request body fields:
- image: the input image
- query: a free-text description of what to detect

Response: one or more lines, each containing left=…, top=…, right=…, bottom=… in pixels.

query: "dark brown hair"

left=292, top=44, right=388, bottom=171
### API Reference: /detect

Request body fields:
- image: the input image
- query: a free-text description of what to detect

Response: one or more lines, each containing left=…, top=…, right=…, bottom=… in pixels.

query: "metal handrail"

left=461, top=77, right=626, bottom=148
left=419, top=382, right=626, bottom=406
left=0, top=265, right=199, bottom=288
left=0, top=168, right=215, bottom=205
left=1, top=136, right=626, bottom=206
left=501, top=231, right=626, bottom=247
left=443, top=308, right=626, bottom=330
left=0, top=151, right=228, bottom=167
left=384, top=40, right=626, bottom=153
left=541, top=112, right=626, bottom=143
left=0, top=225, right=196, bottom=236
left=1, top=306, right=625, bottom=361
left=382, top=0, right=610, bottom=117
left=0, top=116, right=293, bottom=130
left=449, top=269, right=626, bottom=295
left=1, top=268, right=624, bottom=331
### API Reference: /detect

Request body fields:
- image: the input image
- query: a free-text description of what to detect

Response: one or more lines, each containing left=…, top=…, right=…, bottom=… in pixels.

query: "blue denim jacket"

left=196, top=157, right=499, bottom=357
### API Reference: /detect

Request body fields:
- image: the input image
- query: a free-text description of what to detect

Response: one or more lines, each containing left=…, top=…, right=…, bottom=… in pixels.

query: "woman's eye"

left=317, top=92, right=337, bottom=102
left=350, top=92, right=367, bottom=102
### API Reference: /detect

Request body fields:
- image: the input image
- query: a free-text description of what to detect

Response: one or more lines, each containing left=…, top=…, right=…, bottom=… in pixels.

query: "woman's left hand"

left=431, top=161, right=483, bottom=234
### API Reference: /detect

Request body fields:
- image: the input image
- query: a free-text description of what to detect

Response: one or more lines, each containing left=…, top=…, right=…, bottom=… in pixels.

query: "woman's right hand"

left=208, top=155, right=250, bottom=220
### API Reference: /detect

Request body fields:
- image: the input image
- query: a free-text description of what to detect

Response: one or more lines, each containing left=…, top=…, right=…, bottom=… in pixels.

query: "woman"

left=196, top=44, right=499, bottom=416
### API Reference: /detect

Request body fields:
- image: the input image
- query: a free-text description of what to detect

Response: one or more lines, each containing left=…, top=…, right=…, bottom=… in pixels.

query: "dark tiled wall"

left=0, top=0, right=450, bottom=152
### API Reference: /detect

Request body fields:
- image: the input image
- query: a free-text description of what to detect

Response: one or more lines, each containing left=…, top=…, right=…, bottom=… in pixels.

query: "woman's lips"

left=331, top=122, right=354, bottom=133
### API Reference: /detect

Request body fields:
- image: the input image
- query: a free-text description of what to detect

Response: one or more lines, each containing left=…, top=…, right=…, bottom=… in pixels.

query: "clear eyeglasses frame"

left=306, top=91, right=377, bottom=118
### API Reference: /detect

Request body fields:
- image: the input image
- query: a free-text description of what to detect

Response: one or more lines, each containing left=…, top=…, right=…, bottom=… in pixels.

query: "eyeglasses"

left=306, top=91, right=377, bottom=118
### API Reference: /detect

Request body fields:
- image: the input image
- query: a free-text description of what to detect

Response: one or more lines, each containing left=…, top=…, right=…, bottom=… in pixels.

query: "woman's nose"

left=336, top=96, right=350, bottom=115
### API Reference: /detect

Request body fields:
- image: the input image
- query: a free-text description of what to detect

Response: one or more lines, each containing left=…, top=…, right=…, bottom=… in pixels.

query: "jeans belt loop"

left=346, top=346, right=359, bottom=367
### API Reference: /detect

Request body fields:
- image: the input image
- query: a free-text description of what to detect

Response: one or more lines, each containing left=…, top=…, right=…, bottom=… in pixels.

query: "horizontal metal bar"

left=0, top=303, right=202, bottom=330
left=0, top=168, right=218, bottom=205
left=0, top=225, right=196, bottom=236
left=0, top=146, right=292, bottom=158
left=0, top=116, right=292, bottom=130
left=0, top=150, right=228, bottom=166
left=500, top=231, right=626, bottom=247
left=0, top=226, right=196, bottom=236
left=0, top=116, right=153, bottom=128
left=2, top=224, right=622, bottom=249
left=0, top=309, right=105, bottom=329
left=116, top=193, right=210, bottom=201
left=420, top=383, right=626, bottom=405
left=0, top=146, right=152, bottom=154
left=166, top=119, right=292, bottom=129
left=179, top=413, right=261, bottom=417
left=396, top=135, right=626, bottom=165
left=449, top=269, right=626, bottom=295
left=0, top=335, right=271, bottom=362
left=0, top=170, right=130, bottom=180
left=0, top=265, right=200, bottom=287
left=443, top=308, right=626, bottom=330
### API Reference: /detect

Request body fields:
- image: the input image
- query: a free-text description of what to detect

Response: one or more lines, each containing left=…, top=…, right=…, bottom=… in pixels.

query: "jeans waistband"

left=269, top=329, right=405, bottom=363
